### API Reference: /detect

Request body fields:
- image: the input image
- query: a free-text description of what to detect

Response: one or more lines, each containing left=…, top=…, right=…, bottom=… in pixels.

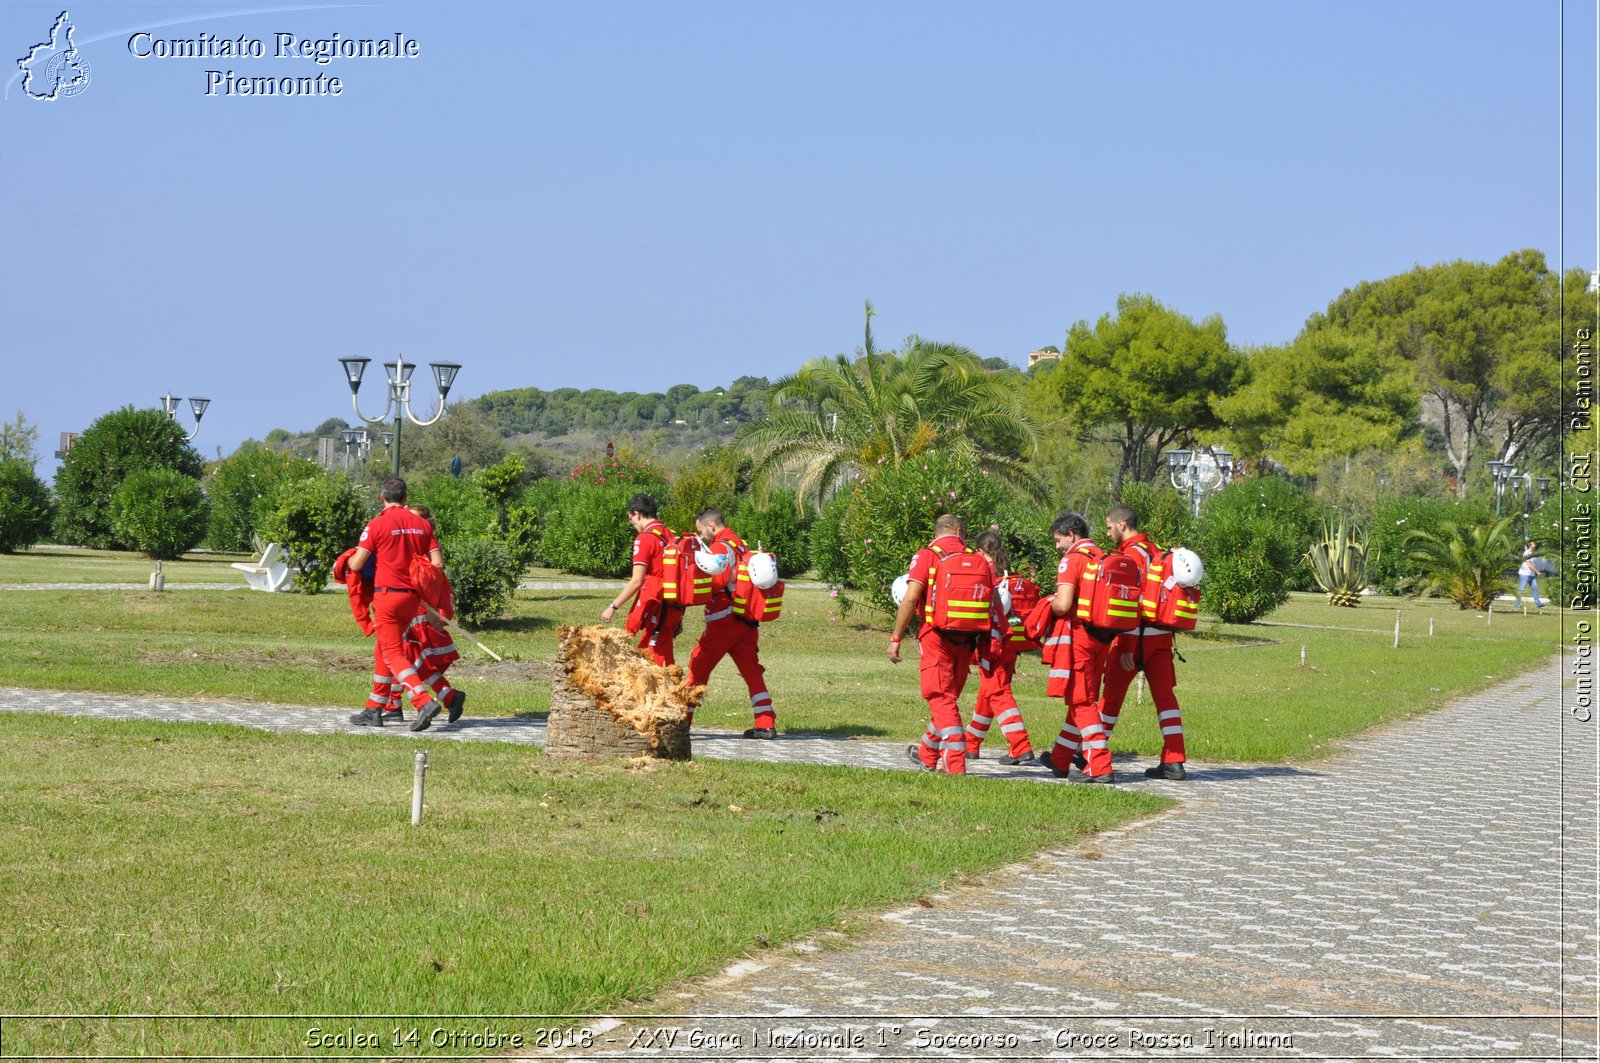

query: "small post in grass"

left=149, top=561, right=165, bottom=593
left=1487, top=601, right=1494, bottom=626
left=411, top=749, right=428, bottom=826
left=1393, top=610, right=1401, bottom=649
left=1136, top=672, right=1144, bottom=705
left=1429, top=617, right=1435, bottom=637
left=1300, top=644, right=1307, bottom=668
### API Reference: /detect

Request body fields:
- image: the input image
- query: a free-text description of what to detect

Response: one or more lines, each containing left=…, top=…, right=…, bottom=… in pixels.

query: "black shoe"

left=379, top=709, right=404, bottom=725
left=410, top=701, right=443, bottom=732
left=1143, top=761, right=1187, bottom=781
left=905, top=744, right=933, bottom=771
left=1080, top=771, right=1116, bottom=785
left=742, top=726, right=776, bottom=740
left=1037, top=749, right=1072, bottom=778
left=447, top=689, right=466, bottom=724
left=999, top=750, right=1036, bottom=766
left=967, top=748, right=980, bottom=760
left=1072, top=753, right=1087, bottom=772
left=349, top=708, right=385, bottom=726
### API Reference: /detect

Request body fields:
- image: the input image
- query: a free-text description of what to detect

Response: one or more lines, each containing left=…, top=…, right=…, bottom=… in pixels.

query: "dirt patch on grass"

left=138, top=648, right=373, bottom=670
left=452, top=659, right=558, bottom=682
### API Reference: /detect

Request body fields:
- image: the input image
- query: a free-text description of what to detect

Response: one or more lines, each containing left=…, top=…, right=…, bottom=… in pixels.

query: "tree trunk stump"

left=546, top=626, right=702, bottom=761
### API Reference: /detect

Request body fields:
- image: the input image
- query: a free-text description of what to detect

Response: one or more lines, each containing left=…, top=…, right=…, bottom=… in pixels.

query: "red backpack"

left=1074, top=549, right=1142, bottom=634
left=923, top=544, right=995, bottom=634
left=1002, top=574, right=1043, bottom=650
left=661, top=534, right=713, bottom=606
left=731, top=547, right=784, bottom=622
left=1140, top=548, right=1201, bottom=632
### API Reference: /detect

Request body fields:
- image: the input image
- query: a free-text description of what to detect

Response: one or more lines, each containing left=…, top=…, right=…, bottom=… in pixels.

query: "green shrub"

left=204, top=446, right=322, bottom=552
left=410, top=475, right=494, bottom=550
left=446, top=538, right=519, bottom=625
left=109, top=469, right=210, bottom=560
left=1366, top=496, right=1494, bottom=594
left=0, top=459, right=53, bottom=553
left=839, top=454, right=1011, bottom=612
left=1404, top=517, right=1519, bottom=609
left=495, top=504, right=543, bottom=573
left=730, top=489, right=812, bottom=572
left=1194, top=476, right=1321, bottom=623
left=53, top=406, right=205, bottom=548
left=515, top=479, right=568, bottom=567
left=1115, top=481, right=1197, bottom=553
left=256, top=474, right=369, bottom=593
left=808, top=487, right=854, bottom=585
left=539, top=481, right=642, bottom=577
left=987, top=497, right=1056, bottom=581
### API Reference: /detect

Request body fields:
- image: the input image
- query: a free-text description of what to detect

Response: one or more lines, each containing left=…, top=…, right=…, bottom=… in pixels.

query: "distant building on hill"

left=1027, top=348, right=1062, bottom=369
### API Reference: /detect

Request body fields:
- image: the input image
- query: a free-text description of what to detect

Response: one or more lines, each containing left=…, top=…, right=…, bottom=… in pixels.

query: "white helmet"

left=891, top=573, right=910, bottom=606
left=995, top=580, right=1012, bottom=616
left=694, top=547, right=732, bottom=577
left=747, top=551, right=780, bottom=590
left=1169, top=547, right=1204, bottom=587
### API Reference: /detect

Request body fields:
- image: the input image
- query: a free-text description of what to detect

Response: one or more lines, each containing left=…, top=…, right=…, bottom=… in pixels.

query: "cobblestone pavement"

left=5, top=655, right=1595, bottom=1060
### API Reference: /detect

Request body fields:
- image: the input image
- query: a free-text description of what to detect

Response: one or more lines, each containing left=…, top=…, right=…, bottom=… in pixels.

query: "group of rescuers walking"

left=338, top=479, right=1194, bottom=783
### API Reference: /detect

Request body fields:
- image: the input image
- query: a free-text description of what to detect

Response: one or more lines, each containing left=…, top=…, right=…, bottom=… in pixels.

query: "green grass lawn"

left=0, top=546, right=256, bottom=583
left=1, top=712, right=1164, bottom=1057
left=0, top=557, right=1562, bottom=761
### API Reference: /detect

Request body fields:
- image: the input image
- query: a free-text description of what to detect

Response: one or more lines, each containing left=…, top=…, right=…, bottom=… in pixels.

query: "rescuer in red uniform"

left=1038, top=512, right=1116, bottom=783
left=684, top=507, right=777, bottom=739
left=600, top=493, right=684, bottom=667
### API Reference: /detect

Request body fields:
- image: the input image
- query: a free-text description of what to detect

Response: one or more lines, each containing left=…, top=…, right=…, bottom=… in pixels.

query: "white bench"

left=231, top=542, right=293, bottom=592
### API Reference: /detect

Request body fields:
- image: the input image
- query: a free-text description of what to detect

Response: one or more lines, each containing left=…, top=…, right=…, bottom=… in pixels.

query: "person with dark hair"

left=600, top=493, right=684, bottom=666
left=1097, top=504, right=1187, bottom=780
left=965, top=530, right=1037, bottom=765
left=344, top=477, right=453, bottom=731
left=1038, top=512, right=1116, bottom=782
left=684, top=507, right=777, bottom=738
left=890, top=513, right=990, bottom=774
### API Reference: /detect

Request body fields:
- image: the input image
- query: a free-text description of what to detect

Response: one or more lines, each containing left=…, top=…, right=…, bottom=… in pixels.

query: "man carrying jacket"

left=1096, top=504, right=1187, bottom=779
left=684, top=507, right=776, bottom=739
left=344, top=477, right=452, bottom=732
left=1038, top=512, right=1116, bottom=783
left=600, top=493, right=684, bottom=667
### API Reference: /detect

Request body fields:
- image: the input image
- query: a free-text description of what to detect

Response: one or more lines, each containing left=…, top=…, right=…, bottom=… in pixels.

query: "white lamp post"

left=159, top=393, right=210, bottom=442
left=1165, top=446, right=1233, bottom=517
left=338, top=355, right=460, bottom=477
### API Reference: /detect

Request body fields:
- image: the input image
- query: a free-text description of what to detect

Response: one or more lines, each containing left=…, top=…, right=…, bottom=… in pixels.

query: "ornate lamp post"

left=1487, top=460, right=1554, bottom=541
left=1164, top=446, right=1233, bottom=517
left=338, top=355, right=460, bottom=478
left=159, top=393, right=210, bottom=442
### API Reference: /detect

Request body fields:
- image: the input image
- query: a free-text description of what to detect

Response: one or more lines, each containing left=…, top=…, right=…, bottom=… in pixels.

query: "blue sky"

left=4, top=0, right=1595, bottom=475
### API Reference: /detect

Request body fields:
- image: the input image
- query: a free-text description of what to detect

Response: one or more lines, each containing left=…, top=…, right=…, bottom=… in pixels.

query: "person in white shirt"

left=1517, top=541, right=1547, bottom=610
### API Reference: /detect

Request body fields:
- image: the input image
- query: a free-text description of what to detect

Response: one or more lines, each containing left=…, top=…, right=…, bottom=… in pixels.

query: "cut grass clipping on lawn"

left=1, top=713, right=1166, bottom=1057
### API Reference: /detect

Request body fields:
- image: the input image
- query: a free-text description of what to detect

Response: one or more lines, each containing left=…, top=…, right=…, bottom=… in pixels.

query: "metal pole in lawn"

left=412, top=749, right=428, bottom=825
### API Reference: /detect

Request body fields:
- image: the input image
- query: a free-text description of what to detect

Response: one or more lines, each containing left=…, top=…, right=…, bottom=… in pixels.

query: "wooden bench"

left=231, top=542, right=293, bottom=592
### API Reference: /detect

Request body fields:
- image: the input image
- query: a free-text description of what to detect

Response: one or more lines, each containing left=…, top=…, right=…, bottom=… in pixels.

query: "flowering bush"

left=567, top=455, right=668, bottom=489
left=838, top=453, right=1011, bottom=613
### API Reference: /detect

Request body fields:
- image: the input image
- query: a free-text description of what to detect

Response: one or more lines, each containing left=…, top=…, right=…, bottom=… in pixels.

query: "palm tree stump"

left=546, top=626, right=702, bottom=761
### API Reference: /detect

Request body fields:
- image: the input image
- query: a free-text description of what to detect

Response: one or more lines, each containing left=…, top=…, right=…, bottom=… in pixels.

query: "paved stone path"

left=6, top=655, right=1595, bottom=1060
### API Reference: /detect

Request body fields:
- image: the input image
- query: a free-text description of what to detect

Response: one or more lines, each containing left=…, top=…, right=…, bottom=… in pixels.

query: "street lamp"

left=159, top=393, right=210, bottom=442
left=1487, top=460, right=1553, bottom=540
left=1487, top=459, right=1515, bottom=517
left=338, top=355, right=461, bottom=477
left=1165, top=446, right=1234, bottom=517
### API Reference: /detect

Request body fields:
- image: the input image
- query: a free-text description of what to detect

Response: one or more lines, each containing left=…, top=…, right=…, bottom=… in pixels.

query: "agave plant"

left=1306, top=514, right=1374, bottom=607
left=1403, top=517, right=1519, bottom=610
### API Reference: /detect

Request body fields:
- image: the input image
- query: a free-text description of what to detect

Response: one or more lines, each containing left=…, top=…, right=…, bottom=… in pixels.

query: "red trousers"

left=373, top=591, right=442, bottom=711
left=635, top=603, right=684, bottom=667
left=1050, top=632, right=1113, bottom=777
left=914, top=628, right=975, bottom=774
left=686, top=617, right=773, bottom=728
left=371, top=638, right=458, bottom=712
left=966, top=649, right=1032, bottom=759
left=1098, top=634, right=1186, bottom=764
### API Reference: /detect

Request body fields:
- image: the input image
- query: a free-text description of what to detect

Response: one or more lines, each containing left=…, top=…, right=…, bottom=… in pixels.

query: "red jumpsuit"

left=358, top=506, right=447, bottom=713
left=1096, top=533, right=1186, bottom=765
left=625, top=520, right=684, bottom=667
left=338, top=548, right=462, bottom=717
left=908, top=534, right=978, bottom=774
left=966, top=575, right=1036, bottom=761
left=1046, top=542, right=1114, bottom=779
left=686, top=528, right=774, bottom=729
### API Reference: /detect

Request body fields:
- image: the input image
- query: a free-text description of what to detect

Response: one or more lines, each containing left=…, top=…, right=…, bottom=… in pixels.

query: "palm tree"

left=736, top=302, right=1042, bottom=509
left=1403, top=517, right=1519, bottom=610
